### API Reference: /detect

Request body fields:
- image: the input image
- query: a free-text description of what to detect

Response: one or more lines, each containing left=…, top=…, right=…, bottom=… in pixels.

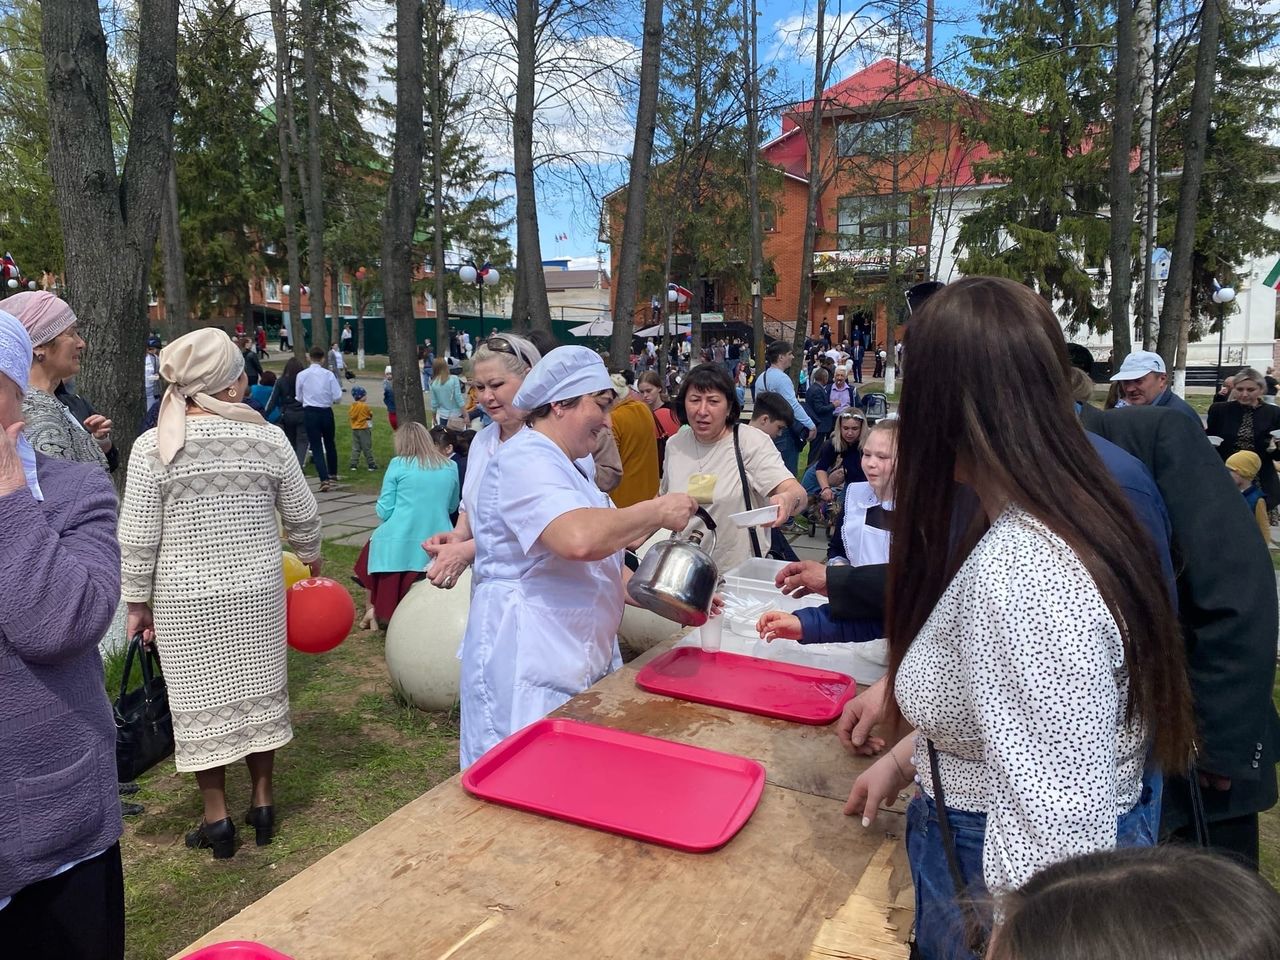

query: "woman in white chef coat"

left=423, top=333, right=542, bottom=588
left=459, top=346, right=701, bottom=767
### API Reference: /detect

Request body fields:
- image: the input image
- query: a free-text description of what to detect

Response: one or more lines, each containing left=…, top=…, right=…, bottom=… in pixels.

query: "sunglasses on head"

left=484, top=336, right=534, bottom=368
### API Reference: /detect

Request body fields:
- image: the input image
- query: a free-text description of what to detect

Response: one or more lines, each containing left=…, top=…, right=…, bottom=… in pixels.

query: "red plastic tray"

left=635, top=647, right=856, bottom=724
left=461, top=718, right=764, bottom=852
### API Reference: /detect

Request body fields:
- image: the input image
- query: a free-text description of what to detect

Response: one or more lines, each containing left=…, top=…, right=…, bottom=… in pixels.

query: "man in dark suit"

left=1085, top=404, right=1279, bottom=867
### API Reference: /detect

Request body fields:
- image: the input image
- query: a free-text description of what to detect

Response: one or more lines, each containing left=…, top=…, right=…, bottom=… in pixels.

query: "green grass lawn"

left=111, top=540, right=459, bottom=960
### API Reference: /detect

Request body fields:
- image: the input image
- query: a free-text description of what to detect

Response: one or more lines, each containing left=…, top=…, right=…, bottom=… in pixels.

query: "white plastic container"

left=728, top=505, right=780, bottom=528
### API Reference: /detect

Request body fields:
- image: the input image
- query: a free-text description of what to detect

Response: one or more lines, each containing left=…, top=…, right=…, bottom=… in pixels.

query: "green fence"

left=291, top=313, right=604, bottom=356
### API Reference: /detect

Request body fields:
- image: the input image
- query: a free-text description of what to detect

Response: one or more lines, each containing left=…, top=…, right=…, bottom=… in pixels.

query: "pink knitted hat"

left=4, top=291, right=77, bottom=347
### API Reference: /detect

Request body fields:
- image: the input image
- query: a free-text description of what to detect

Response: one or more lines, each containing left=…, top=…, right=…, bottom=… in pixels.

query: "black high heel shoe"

left=185, top=817, right=236, bottom=859
left=245, top=805, right=275, bottom=846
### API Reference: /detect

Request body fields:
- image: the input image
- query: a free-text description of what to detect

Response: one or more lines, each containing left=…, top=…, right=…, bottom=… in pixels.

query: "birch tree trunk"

left=40, top=0, right=178, bottom=490
left=608, top=0, right=663, bottom=368
left=1156, top=0, right=1220, bottom=365
left=1107, top=0, right=1137, bottom=361
left=793, top=0, right=826, bottom=368
left=743, top=0, right=764, bottom=368
left=382, top=0, right=427, bottom=427
left=513, top=0, right=550, bottom=331
left=1135, top=0, right=1159, bottom=350
left=427, top=0, right=450, bottom=358
left=270, top=0, right=307, bottom=361
left=298, top=0, right=329, bottom=349
left=160, top=149, right=191, bottom=336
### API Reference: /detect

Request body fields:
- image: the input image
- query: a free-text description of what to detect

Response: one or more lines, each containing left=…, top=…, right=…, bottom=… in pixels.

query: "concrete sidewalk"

left=308, top=477, right=382, bottom=547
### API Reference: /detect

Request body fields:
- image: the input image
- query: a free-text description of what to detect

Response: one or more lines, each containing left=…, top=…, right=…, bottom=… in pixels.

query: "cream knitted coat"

left=118, top=417, right=322, bottom=772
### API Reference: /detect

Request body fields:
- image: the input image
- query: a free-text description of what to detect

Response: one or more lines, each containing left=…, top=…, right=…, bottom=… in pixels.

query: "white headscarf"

left=0, top=308, right=43, bottom=500
left=156, top=328, right=264, bottom=464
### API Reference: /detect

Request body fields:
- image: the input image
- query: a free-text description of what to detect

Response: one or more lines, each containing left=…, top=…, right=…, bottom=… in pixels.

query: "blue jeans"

left=906, top=773, right=1161, bottom=960
left=801, top=463, right=822, bottom=497
left=774, top=428, right=801, bottom=475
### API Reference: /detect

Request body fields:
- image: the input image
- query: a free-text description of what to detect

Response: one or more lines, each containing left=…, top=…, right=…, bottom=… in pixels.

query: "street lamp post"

left=663, top=286, right=678, bottom=378
left=459, top=262, right=500, bottom=328
left=1213, top=281, right=1236, bottom=392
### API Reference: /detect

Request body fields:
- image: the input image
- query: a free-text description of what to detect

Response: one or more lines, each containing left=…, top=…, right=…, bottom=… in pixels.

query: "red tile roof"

left=765, top=59, right=992, bottom=188
left=782, top=59, right=976, bottom=128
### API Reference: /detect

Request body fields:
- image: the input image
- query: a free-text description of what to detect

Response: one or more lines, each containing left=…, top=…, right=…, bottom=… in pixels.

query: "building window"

left=265, top=278, right=281, bottom=303
left=836, top=194, right=912, bottom=250
left=339, top=282, right=353, bottom=308
left=836, top=115, right=912, bottom=157
left=761, top=202, right=777, bottom=233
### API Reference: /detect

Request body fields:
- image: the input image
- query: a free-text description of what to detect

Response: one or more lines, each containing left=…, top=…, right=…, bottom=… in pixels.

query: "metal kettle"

left=627, top=508, right=720, bottom=626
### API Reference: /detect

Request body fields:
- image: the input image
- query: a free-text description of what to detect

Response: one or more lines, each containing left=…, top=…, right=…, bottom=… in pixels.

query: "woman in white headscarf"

left=118, top=328, right=322, bottom=859
left=0, top=310, right=126, bottom=956
left=458, top=346, right=702, bottom=767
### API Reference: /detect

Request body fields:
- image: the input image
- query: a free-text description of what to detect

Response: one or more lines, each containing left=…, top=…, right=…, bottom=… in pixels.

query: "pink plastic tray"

left=181, top=943, right=294, bottom=960
left=461, top=718, right=764, bottom=852
left=635, top=647, right=856, bottom=724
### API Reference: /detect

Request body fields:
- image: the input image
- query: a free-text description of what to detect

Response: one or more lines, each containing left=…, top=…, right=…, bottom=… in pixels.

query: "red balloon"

left=286, top=577, right=355, bottom=653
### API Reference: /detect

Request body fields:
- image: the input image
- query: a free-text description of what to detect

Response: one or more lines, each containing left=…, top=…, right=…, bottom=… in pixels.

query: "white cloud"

left=766, top=5, right=926, bottom=86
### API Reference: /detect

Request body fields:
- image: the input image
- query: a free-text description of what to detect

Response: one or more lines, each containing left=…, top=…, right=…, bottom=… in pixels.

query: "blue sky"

left=535, top=0, right=980, bottom=271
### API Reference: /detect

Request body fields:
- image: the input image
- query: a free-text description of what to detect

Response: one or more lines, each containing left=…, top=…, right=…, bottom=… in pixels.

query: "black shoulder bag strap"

left=927, top=740, right=989, bottom=956
left=731, top=423, right=763, bottom=559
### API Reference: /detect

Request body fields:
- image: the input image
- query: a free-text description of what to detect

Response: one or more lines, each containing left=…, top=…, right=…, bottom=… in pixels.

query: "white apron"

left=458, top=429, right=624, bottom=768
left=840, top=481, right=893, bottom=567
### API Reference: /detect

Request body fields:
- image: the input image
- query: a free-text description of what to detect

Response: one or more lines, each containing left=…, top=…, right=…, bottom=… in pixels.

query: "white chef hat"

left=514, top=346, right=614, bottom=412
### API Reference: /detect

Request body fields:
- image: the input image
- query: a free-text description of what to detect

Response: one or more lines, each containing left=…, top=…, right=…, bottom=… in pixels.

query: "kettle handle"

left=692, top=506, right=717, bottom=554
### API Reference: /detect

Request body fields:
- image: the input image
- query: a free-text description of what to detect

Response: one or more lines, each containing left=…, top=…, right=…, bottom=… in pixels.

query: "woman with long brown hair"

left=845, top=277, right=1194, bottom=959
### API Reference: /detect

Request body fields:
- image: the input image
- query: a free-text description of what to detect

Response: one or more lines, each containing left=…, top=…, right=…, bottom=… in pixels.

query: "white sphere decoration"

left=282, top=284, right=290, bottom=295
left=384, top=574, right=469, bottom=711
left=26, top=280, right=35, bottom=290
left=616, top=530, right=690, bottom=656
left=483, top=267, right=500, bottom=286
left=1213, top=286, right=1236, bottom=305
left=459, top=264, right=477, bottom=284
left=667, top=288, right=679, bottom=303
left=6, top=278, right=16, bottom=290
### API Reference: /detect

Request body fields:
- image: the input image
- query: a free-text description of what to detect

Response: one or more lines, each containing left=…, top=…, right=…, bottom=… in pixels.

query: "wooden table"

left=176, top=640, right=915, bottom=960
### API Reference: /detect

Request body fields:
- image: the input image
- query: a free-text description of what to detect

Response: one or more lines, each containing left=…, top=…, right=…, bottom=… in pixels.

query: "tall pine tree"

left=173, top=0, right=276, bottom=327
left=957, top=0, right=1112, bottom=332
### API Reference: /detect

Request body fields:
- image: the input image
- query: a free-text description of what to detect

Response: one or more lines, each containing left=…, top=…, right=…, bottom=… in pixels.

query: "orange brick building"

left=608, top=59, right=988, bottom=346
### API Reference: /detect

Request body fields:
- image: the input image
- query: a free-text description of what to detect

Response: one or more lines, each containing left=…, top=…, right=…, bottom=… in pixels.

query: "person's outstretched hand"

left=836, top=676, right=888, bottom=756
left=774, top=560, right=828, bottom=598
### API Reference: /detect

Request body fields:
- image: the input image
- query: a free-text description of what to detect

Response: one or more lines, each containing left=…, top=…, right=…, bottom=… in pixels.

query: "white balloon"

left=459, top=264, right=477, bottom=284
left=384, top=575, right=469, bottom=711
left=5, top=279, right=16, bottom=290
left=483, top=268, right=500, bottom=286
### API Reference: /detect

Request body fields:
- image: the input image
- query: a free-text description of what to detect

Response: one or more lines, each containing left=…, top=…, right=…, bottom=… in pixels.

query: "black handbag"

left=114, top=633, right=174, bottom=782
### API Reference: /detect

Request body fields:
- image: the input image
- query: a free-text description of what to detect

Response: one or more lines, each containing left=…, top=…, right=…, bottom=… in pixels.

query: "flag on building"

left=1264, top=256, right=1280, bottom=290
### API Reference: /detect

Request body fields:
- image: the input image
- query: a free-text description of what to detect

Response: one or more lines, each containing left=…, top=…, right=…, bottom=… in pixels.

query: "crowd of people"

left=3, top=280, right=1280, bottom=958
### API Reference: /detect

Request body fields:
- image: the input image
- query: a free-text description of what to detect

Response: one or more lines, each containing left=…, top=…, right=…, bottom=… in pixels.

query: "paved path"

left=307, top=478, right=382, bottom=547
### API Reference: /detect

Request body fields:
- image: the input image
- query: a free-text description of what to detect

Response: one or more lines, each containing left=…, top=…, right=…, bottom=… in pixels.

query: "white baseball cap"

left=1110, top=350, right=1166, bottom=381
